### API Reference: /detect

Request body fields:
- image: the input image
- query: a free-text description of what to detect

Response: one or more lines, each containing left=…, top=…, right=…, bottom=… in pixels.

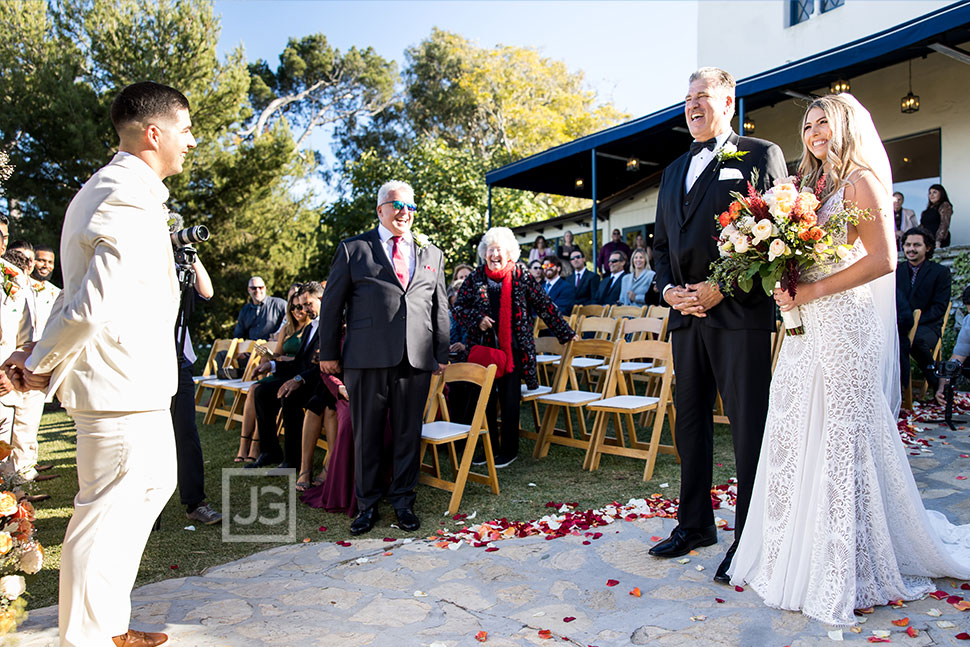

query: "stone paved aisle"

left=10, top=416, right=970, bottom=647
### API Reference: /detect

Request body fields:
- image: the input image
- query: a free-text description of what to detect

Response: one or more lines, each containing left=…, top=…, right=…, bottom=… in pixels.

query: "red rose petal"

left=930, top=590, right=949, bottom=600
left=538, top=629, right=552, bottom=639
left=891, top=617, right=909, bottom=626
left=947, top=595, right=964, bottom=604
left=906, top=626, right=919, bottom=638
left=169, top=565, right=178, bottom=570
left=962, top=583, right=970, bottom=590
left=734, top=585, right=744, bottom=592
left=318, top=526, right=327, bottom=532
left=475, top=630, right=487, bottom=642
left=715, top=598, right=725, bottom=603
left=485, top=547, right=499, bottom=552
left=630, top=587, right=642, bottom=597
left=956, top=633, right=970, bottom=641
left=606, top=579, right=619, bottom=587
left=582, top=541, right=591, bottom=545
left=336, top=540, right=351, bottom=547
left=383, top=537, right=396, bottom=542
left=867, top=638, right=891, bottom=644
left=651, top=536, right=663, bottom=542
left=563, top=617, right=575, bottom=623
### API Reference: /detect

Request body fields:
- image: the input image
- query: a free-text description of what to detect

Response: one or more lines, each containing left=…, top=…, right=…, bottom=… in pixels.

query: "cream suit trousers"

left=10, top=391, right=45, bottom=475
left=59, top=409, right=176, bottom=647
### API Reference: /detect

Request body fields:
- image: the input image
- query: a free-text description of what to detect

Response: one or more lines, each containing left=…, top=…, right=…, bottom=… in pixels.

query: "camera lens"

left=171, top=225, right=209, bottom=246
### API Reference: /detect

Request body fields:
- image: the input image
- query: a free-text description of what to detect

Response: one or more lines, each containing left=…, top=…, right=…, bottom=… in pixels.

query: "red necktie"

left=391, top=236, right=409, bottom=289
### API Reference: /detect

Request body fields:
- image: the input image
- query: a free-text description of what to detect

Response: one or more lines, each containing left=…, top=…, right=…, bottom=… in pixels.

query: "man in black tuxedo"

left=543, top=256, right=576, bottom=315
left=569, top=249, right=600, bottom=305
left=650, top=67, right=787, bottom=583
left=897, top=227, right=951, bottom=394
left=595, top=250, right=628, bottom=305
left=318, top=180, right=449, bottom=535
left=249, top=281, right=324, bottom=470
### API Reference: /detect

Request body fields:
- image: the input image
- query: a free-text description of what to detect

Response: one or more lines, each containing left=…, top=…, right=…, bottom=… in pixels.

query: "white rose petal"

left=19, top=546, right=43, bottom=575
left=0, top=575, right=26, bottom=600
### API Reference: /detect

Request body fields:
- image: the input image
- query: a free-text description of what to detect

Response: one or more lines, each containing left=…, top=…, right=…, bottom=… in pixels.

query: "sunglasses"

left=379, top=200, right=417, bottom=213
left=609, top=258, right=623, bottom=264
left=542, top=263, right=557, bottom=269
left=291, top=304, right=307, bottom=312
left=248, top=285, right=265, bottom=291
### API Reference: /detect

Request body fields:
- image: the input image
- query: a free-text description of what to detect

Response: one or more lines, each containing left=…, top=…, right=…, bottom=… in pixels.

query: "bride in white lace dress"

left=728, top=94, right=970, bottom=626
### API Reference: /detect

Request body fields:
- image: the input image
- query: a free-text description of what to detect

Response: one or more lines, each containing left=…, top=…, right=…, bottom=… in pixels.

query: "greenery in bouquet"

left=708, top=172, right=870, bottom=299
left=0, top=441, right=43, bottom=635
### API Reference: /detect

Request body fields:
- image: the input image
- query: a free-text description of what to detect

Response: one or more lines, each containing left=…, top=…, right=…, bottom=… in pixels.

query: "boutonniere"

left=716, top=142, right=749, bottom=163
left=423, top=264, right=435, bottom=272
left=413, top=232, right=430, bottom=248
left=31, top=280, right=44, bottom=293
left=2, top=266, right=19, bottom=299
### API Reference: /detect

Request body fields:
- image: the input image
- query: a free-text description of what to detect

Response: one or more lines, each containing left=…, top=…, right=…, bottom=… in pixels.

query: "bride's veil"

left=842, top=93, right=901, bottom=417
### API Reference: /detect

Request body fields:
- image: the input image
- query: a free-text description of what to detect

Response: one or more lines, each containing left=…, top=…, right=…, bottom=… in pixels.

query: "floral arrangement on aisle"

left=708, top=173, right=869, bottom=335
left=0, top=441, right=44, bottom=636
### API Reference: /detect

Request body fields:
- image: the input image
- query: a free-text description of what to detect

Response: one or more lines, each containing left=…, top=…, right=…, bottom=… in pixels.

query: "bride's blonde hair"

left=797, top=94, right=883, bottom=202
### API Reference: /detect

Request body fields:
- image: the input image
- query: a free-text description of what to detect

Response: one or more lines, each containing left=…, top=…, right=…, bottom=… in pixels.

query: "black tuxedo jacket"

left=596, top=271, right=627, bottom=305
left=572, top=269, right=600, bottom=306
left=318, top=228, right=449, bottom=371
left=654, top=131, right=788, bottom=332
left=896, top=260, right=951, bottom=336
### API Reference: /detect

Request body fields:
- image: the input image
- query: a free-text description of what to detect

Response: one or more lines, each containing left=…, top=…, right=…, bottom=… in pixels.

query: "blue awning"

left=486, top=0, right=970, bottom=200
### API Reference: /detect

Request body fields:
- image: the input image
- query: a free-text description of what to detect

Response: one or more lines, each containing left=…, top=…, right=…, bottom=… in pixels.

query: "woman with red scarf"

left=453, top=227, right=577, bottom=467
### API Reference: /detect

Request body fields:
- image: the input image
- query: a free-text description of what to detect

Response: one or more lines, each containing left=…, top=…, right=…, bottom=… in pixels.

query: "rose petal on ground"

left=413, top=591, right=428, bottom=597
left=957, top=633, right=970, bottom=640
left=889, top=598, right=905, bottom=608
left=962, top=583, right=970, bottom=590
left=856, top=606, right=875, bottom=614
left=630, top=588, right=642, bottom=597
left=695, top=565, right=705, bottom=571
left=850, top=627, right=863, bottom=634
left=715, top=598, right=724, bottom=603
left=947, top=595, right=964, bottom=604
left=336, top=540, right=351, bottom=547
left=383, top=537, right=396, bottom=542
left=563, top=617, right=575, bottom=623
left=302, top=537, right=311, bottom=543
left=938, top=620, right=957, bottom=628
left=957, top=476, right=968, bottom=480
left=690, top=615, right=706, bottom=622
left=930, top=590, right=949, bottom=600
left=582, top=540, right=591, bottom=545
left=735, top=585, right=744, bottom=592
left=871, top=630, right=890, bottom=638
left=318, top=526, right=327, bottom=532
left=538, top=629, right=552, bottom=639
left=891, top=617, right=909, bottom=626
left=485, top=546, right=499, bottom=552
left=169, top=565, right=178, bottom=570
left=827, top=629, right=843, bottom=641
left=651, top=536, right=663, bottom=542
left=866, top=639, right=890, bottom=644
left=927, top=608, right=942, bottom=616
left=954, top=600, right=970, bottom=611
left=475, top=630, right=487, bottom=642
left=906, top=626, right=919, bottom=638
left=606, top=579, right=619, bottom=587
left=689, top=550, right=699, bottom=556
left=676, top=558, right=690, bottom=564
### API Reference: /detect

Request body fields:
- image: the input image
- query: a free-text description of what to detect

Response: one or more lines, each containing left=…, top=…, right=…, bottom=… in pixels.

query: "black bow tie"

left=689, top=139, right=716, bottom=156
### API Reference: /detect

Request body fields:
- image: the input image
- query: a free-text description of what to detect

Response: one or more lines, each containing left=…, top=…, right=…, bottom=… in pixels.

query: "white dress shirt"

left=545, top=275, right=560, bottom=292
left=685, top=130, right=732, bottom=193
left=377, top=223, right=416, bottom=281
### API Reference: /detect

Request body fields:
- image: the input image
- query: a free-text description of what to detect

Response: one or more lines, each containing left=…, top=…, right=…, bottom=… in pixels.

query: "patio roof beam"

left=928, top=42, right=970, bottom=66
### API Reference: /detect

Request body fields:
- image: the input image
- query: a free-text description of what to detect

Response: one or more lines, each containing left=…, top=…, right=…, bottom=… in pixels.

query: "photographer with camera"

left=935, top=285, right=970, bottom=407
left=170, top=216, right=222, bottom=525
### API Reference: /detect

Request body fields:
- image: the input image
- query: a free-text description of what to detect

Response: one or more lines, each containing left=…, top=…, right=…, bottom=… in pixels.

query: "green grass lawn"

left=25, top=402, right=737, bottom=610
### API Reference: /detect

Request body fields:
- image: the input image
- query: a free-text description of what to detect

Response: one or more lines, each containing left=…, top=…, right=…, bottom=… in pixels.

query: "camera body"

left=168, top=214, right=210, bottom=291
left=933, top=358, right=969, bottom=381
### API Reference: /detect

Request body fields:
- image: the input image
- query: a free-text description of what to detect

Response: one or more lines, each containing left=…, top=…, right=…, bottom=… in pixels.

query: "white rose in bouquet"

left=740, top=215, right=756, bottom=231
left=731, top=233, right=751, bottom=254
left=0, top=575, right=25, bottom=600
left=768, top=238, right=789, bottom=261
left=19, top=545, right=43, bottom=574
left=751, top=219, right=774, bottom=244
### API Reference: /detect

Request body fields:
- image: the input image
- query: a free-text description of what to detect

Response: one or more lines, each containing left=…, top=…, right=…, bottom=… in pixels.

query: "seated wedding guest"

left=451, top=264, right=473, bottom=291
left=295, top=378, right=339, bottom=491
left=920, top=184, right=953, bottom=248
left=232, top=275, right=286, bottom=340
left=596, top=250, right=628, bottom=305
left=453, top=227, right=576, bottom=467
left=893, top=191, right=917, bottom=250
left=568, top=248, right=600, bottom=306
left=542, top=256, right=576, bottom=315
left=267, top=282, right=302, bottom=341
left=596, top=228, right=631, bottom=275
left=527, top=259, right=543, bottom=283
left=527, top=234, right=551, bottom=263
left=936, top=285, right=970, bottom=405
left=897, top=227, right=951, bottom=396
left=300, top=371, right=360, bottom=515
left=248, top=281, right=323, bottom=469
left=556, top=230, right=579, bottom=259
left=235, top=288, right=309, bottom=462
left=619, top=248, right=656, bottom=307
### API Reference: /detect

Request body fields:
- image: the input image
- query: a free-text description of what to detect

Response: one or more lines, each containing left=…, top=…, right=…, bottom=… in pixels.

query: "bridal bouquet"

left=0, top=446, right=44, bottom=636
left=708, top=174, right=868, bottom=335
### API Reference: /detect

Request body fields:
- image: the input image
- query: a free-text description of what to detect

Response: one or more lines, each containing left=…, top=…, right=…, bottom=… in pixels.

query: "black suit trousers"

left=670, top=324, right=771, bottom=540
left=253, top=377, right=312, bottom=467
left=170, top=361, right=207, bottom=509
left=903, top=324, right=941, bottom=390
left=345, top=358, right=432, bottom=512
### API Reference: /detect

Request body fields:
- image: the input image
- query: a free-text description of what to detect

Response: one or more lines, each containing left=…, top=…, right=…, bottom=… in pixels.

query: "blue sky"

left=214, top=1, right=699, bottom=130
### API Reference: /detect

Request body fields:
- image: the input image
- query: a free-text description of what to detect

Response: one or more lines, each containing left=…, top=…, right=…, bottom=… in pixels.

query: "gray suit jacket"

left=318, top=228, right=449, bottom=371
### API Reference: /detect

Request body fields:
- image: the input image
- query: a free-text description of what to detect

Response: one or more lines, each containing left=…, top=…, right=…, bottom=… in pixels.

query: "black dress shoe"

left=648, top=524, right=717, bottom=558
left=714, top=541, right=737, bottom=583
left=245, top=453, right=282, bottom=469
left=350, top=507, right=379, bottom=535
left=395, top=507, right=421, bottom=532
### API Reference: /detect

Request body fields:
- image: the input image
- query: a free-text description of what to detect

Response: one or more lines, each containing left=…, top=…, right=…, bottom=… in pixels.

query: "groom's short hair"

left=110, top=81, right=190, bottom=136
left=689, top=67, right=736, bottom=95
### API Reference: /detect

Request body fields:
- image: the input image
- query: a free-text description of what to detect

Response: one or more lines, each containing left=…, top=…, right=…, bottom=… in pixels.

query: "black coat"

left=896, top=260, right=951, bottom=337
left=653, top=131, right=788, bottom=333
left=596, top=272, right=627, bottom=305
left=572, top=269, right=600, bottom=306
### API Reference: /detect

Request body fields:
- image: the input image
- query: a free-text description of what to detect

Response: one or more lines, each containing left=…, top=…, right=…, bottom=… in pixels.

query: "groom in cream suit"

left=5, top=81, right=195, bottom=647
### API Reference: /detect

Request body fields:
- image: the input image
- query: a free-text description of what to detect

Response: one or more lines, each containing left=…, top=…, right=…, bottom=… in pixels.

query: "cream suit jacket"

left=25, top=152, right=180, bottom=411
left=0, top=258, right=34, bottom=407
left=30, top=279, right=61, bottom=338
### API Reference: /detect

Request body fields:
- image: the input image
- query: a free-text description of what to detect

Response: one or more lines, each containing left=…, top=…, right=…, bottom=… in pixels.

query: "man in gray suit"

left=318, top=180, right=449, bottom=535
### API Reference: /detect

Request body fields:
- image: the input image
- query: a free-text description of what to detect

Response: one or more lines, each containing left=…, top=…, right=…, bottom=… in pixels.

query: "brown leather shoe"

left=112, top=630, right=168, bottom=646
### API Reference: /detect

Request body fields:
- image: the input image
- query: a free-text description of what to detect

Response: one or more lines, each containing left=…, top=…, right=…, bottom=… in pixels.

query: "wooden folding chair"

left=521, top=338, right=569, bottom=441
left=572, top=304, right=607, bottom=318
left=584, top=339, right=678, bottom=480
left=203, top=340, right=260, bottom=425
left=599, top=317, right=666, bottom=392
left=220, top=346, right=268, bottom=430
left=609, top=305, right=647, bottom=318
left=194, top=338, right=238, bottom=414
left=917, top=301, right=952, bottom=400
left=646, top=305, right=670, bottom=319
left=533, top=339, right=617, bottom=460
left=418, top=363, right=499, bottom=514
left=903, top=309, right=922, bottom=409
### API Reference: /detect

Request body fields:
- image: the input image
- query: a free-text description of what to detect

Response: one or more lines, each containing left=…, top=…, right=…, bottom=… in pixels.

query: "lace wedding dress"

left=729, top=187, right=970, bottom=626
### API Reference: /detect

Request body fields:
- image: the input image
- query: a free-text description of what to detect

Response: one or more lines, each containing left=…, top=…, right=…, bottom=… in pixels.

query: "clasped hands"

left=0, top=346, right=50, bottom=395
left=666, top=282, right=724, bottom=317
